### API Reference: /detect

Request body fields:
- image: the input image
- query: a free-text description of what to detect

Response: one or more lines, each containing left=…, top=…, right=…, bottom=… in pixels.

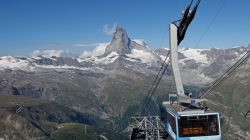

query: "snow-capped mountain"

left=78, top=27, right=162, bottom=66
left=0, top=27, right=249, bottom=85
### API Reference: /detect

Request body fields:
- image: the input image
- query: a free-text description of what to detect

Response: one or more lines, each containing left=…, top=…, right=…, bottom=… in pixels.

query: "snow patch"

left=159, top=55, right=169, bottom=62
left=34, top=64, right=92, bottom=71
left=179, top=48, right=208, bottom=64
left=127, top=49, right=157, bottom=64
left=125, top=57, right=138, bottom=63
left=133, top=39, right=146, bottom=46
left=0, top=56, right=104, bottom=72
left=234, top=52, right=239, bottom=56
left=94, top=51, right=119, bottom=64
left=0, top=56, right=33, bottom=71
left=78, top=51, right=119, bottom=64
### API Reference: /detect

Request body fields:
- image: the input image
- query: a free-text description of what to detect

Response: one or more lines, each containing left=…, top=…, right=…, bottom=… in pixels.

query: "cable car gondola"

left=160, top=0, right=221, bottom=139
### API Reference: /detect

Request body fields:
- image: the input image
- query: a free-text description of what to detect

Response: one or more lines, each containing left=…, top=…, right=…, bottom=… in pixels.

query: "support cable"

left=194, top=0, right=227, bottom=48
left=140, top=52, right=170, bottom=116
left=138, top=0, right=179, bottom=116
left=199, top=20, right=250, bottom=98
left=200, top=49, right=250, bottom=98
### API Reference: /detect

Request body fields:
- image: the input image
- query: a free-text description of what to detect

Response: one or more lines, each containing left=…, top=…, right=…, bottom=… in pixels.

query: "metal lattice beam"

left=128, top=116, right=168, bottom=140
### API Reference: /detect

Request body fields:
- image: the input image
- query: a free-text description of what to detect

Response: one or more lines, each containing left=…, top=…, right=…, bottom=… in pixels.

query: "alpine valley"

left=0, top=27, right=249, bottom=139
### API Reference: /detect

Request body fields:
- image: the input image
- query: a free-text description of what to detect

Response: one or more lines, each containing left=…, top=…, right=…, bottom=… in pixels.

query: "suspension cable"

left=140, top=52, right=170, bottom=116
left=138, top=0, right=179, bottom=116
left=194, top=0, right=227, bottom=48
left=200, top=49, right=250, bottom=98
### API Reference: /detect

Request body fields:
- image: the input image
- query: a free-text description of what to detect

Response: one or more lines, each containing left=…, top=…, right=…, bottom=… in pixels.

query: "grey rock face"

left=104, top=27, right=132, bottom=56
left=33, top=56, right=80, bottom=67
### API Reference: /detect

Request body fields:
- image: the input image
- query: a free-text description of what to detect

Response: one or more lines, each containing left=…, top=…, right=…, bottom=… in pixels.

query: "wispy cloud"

left=102, top=23, right=117, bottom=35
left=31, top=50, right=64, bottom=58
left=79, top=42, right=110, bottom=58
left=42, top=42, right=101, bottom=50
left=74, top=43, right=101, bottom=48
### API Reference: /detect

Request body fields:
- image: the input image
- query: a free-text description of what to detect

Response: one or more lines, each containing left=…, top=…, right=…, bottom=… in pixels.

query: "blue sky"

left=0, top=0, right=250, bottom=56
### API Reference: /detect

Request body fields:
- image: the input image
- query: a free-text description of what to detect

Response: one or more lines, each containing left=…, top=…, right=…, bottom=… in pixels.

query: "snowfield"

left=179, top=48, right=209, bottom=65
left=126, top=49, right=158, bottom=64
left=0, top=56, right=33, bottom=71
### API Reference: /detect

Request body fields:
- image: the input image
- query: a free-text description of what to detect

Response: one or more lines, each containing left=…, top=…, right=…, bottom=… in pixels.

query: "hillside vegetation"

left=0, top=94, right=126, bottom=140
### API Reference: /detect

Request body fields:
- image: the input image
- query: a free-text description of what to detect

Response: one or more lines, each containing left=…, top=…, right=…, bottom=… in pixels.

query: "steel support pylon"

left=128, top=116, right=168, bottom=140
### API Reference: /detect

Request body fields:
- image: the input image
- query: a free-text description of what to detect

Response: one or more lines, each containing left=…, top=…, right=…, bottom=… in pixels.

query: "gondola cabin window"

left=178, top=114, right=219, bottom=137
left=160, top=107, right=177, bottom=134
left=169, top=114, right=176, bottom=134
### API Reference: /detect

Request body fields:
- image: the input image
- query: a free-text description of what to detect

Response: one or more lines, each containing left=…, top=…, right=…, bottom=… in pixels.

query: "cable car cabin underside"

left=160, top=101, right=221, bottom=140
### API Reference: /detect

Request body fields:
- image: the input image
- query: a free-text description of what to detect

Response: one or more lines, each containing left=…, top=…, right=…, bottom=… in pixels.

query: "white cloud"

left=79, top=42, right=110, bottom=58
left=75, top=44, right=88, bottom=47
left=79, top=51, right=92, bottom=58
left=31, top=50, right=64, bottom=58
left=102, top=23, right=117, bottom=35
left=30, top=42, right=105, bottom=59
left=74, top=43, right=101, bottom=48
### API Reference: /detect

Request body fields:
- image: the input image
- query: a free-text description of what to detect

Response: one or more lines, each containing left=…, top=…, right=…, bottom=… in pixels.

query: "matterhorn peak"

left=104, top=27, right=132, bottom=56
